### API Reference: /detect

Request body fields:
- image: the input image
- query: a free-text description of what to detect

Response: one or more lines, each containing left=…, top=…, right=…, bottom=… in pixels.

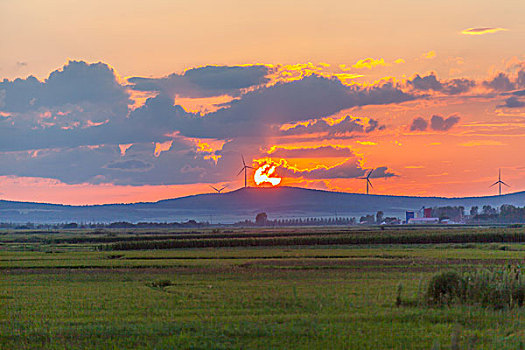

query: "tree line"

left=2, top=204, right=525, bottom=229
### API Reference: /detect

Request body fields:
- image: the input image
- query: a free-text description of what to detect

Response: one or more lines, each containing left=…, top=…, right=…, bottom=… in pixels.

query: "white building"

left=408, top=217, right=439, bottom=224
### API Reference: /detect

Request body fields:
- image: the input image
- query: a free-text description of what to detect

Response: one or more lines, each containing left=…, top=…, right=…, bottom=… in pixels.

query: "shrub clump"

left=426, top=271, right=464, bottom=306
left=425, top=267, right=525, bottom=309
left=148, top=280, right=173, bottom=289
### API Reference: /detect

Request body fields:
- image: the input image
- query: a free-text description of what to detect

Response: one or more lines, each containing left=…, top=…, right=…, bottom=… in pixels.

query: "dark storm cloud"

left=444, top=79, right=476, bottom=94
left=122, top=94, right=193, bottom=141
left=0, top=62, right=412, bottom=186
left=0, top=61, right=135, bottom=151
left=498, top=96, right=525, bottom=108
left=0, top=89, right=5, bottom=108
left=281, top=115, right=384, bottom=137
left=0, top=93, right=195, bottom=152
left=409, top=115, right=460, bottom=131
left=480, top=67, right=525, bottom=93
left=409, top=117, right=428, bottom=131
left=430, top=115, right=460, bottom=131
left=0, top=65, right=413, bottom=151
left=128, top=65, right=270, bottom=98
left=407, top=73, right=475, bottom=95
left=0, top=145, right=120, bottom=184
left=517, top=70, right=525, bottom=88
left=407, top=74, right=441, bottom=91
left=368, top=166, right=397, bottom=178
left=0, top=61, right=130, bottom=113
left=0, top=75, right=42, bottom=112
left=105, top=159, right=152, bottom=171
left=0, top=141, right=220, bottom=186
left=483, top=72, right=515, bottom=91
left=179, top=75, right=414, bottom=138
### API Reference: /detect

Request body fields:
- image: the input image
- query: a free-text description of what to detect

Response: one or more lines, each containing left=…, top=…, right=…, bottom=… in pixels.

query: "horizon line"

left=0, top=185, right=522, bottom=207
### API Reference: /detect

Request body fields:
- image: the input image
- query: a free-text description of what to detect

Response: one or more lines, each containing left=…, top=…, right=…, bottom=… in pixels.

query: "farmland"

left=1, top=226, right=525, bottom=349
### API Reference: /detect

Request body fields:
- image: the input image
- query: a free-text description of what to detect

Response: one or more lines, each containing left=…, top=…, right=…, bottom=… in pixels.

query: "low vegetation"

left=101, top=227, right=525, bottom=250
left=147, top=279, right=174, bottom=289
left=2, top=227, right=525, bottom=349
left=425, top=267, right=525, bottom=309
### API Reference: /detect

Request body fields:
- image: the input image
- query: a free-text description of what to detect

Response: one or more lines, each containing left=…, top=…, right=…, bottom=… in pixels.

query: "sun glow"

left=254, top=164, right=282, bottom=186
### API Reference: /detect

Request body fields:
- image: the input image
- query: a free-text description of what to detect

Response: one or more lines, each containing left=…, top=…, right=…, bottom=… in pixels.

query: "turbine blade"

left=489, top=182, right=498, bottom=187
left=219, top=186, right=226, bottom=192
left=237, top=168, right=245, bottom=176
left=210, top=185, right=218, bottom=192
left=368, top=179, right=374, bottom=189
left=501, top=181, right=510, bottom=187
left=367, top=169, right=374, bottom=179
left=241, top=155, right=246, bottom=167
left=246, top=166, right=254, bottom=169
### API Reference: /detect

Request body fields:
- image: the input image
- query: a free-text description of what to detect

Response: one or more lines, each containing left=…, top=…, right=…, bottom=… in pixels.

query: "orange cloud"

left=267, top=145, right=355, bottom=158
left=118, top=143, right=133, bottom=156
left=193, top=138, right=226, bottom=154
left=461, top=27, right=508, bottom=35
left=127, top=90, right=157, bottom=110
left=153, top=140, right=173, bottom=157
left=175, top=95, right=235, bottom=115
left=420, top=50, right=436, bottom=60
left=333, top=73, right=364, bottom=84
left=352, top=58, right=388, bottom=70
left=356, top=141, right=377, bottom=146
left=269, top=62, right=330, bottom=83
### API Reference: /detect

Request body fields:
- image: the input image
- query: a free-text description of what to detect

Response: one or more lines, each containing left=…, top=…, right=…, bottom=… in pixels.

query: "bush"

left=148, top=280, right=173, bottom=289
left=462, top=268, right=524, bottom=309
left=426, top=271, right=464, bottom=305
left=425, top=267, right=525, bottom=309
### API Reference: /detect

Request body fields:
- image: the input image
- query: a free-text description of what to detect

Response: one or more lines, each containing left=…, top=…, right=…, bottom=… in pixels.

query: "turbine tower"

left=490, top=168, right=510, bottom=196
left=359, top=169, right=374, bottom=195
left=210, top=185, right=227, bottom=193
left=237, top=155, right=253, bottom=188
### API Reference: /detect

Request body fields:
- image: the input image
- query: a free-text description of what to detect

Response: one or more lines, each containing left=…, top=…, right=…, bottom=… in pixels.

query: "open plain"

left=2, top=226, right=525, bottom=349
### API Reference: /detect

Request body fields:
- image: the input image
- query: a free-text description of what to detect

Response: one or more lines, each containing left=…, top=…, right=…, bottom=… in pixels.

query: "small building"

left=408, top=217, right=439, bottom=225
left=440, top=219, right=459, bottom=225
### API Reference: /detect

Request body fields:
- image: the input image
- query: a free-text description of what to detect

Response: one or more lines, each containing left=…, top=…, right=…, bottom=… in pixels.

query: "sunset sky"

left=0, top=0, right=524, bottom=204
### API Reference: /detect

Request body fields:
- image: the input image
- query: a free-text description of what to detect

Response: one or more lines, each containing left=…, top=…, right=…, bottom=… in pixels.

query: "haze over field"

left=2, top=186, right=525, bottom=224
left=0, top=0, right=524, bottom=205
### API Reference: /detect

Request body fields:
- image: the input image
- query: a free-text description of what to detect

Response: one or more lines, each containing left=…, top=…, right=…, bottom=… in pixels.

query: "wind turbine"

left=359, top=169, right=374, bottom=195
left=210, top=185, right=227, bottom=193
left=237, top=155, right=254, bottom=188
left=490, top=168, right=510, bottom=196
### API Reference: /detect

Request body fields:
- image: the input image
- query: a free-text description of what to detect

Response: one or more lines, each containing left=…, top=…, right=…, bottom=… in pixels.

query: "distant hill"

left=0, top=186, right=524, bottom=223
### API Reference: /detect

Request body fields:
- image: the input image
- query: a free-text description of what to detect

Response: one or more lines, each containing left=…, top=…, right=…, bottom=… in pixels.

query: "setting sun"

left=254, top=164, right=282, bottom=186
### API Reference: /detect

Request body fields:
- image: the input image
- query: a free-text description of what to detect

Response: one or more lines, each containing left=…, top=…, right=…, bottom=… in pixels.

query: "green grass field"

left=1, top=227, right=525, bottom=349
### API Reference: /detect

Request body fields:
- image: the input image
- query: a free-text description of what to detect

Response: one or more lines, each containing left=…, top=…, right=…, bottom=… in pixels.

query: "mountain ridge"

left=0, top=186, right=523, bottom=223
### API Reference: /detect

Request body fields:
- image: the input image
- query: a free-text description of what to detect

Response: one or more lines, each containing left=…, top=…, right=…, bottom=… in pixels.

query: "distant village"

left=249, top=204, right=525, bottom=226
